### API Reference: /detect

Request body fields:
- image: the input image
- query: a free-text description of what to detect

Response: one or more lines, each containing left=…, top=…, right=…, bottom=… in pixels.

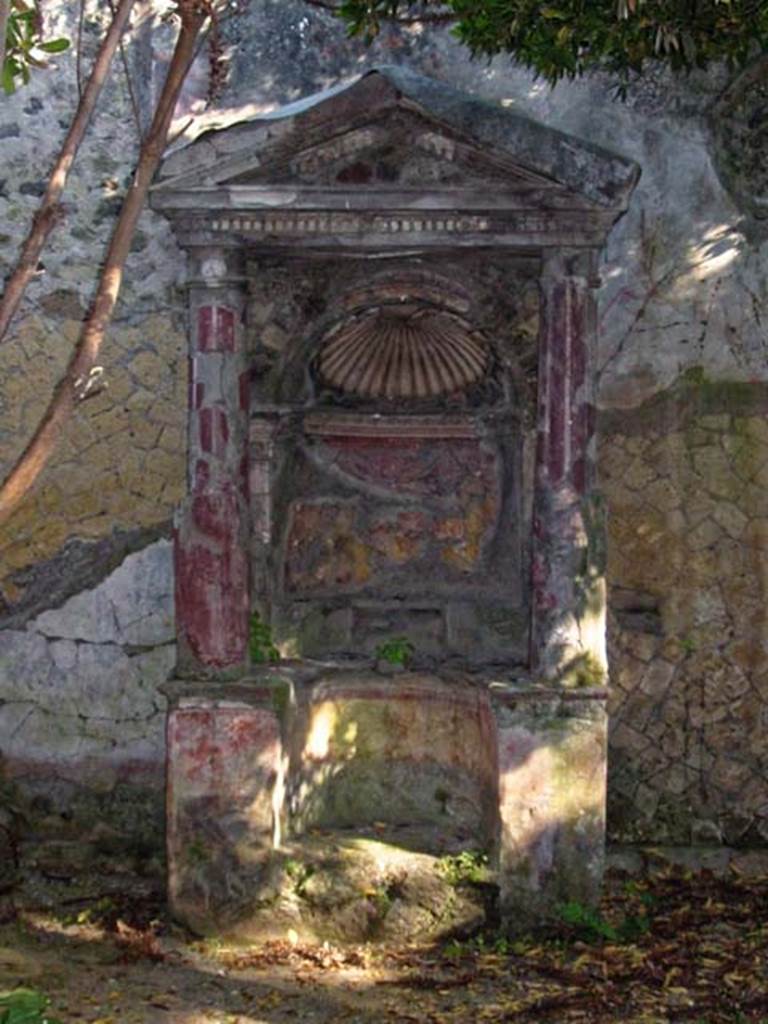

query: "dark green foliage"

left=374, top=636, right=414, bottom=666
left=0, top=990, right=61, bottom=1024
left=334, top=0, right=768, bottom=91
left=249, top=611, right=280, bottom=664
left=558, top=896, right=652, bottom=943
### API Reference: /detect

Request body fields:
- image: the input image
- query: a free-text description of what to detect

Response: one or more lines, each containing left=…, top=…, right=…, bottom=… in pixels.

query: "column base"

left=492, top=686, right=608, bottom=927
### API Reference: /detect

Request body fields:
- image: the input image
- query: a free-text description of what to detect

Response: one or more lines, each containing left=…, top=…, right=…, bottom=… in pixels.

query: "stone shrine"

left=151, top=67, right=639, bottom=940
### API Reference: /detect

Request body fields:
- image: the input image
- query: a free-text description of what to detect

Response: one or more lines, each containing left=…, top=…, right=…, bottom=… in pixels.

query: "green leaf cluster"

left=3, top=0, right=70, bottom=96
left=249, top=611, right=280, bottom=664
left=437, top=849, right=489, bottom=886
left=558, top=898, right=652, bottom=943
left=0, top=989, right=61, bottom=1024
left=374, top=636, right=414, bottom=666
left=335, top=0, right=768, bottom=91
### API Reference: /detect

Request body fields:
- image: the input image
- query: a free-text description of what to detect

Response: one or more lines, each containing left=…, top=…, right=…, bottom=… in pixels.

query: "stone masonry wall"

left=1, top=0, right=768, bottom=847
left=602, top=380, right=768, bottom=847
left=0, top=540, right=173, bottom=855
left=0, top=1, right=191, bottom=622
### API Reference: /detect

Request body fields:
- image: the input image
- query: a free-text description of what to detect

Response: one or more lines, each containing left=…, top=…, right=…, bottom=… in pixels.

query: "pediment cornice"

left=152, top=67, right=640, bottom=218
left=153, top=68, right=638, bottom=251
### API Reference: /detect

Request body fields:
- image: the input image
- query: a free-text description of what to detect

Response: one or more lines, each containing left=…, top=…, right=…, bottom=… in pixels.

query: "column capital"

left=187, top=246, right=246, bottom=289
left=541, top=247, right=601, bottom=289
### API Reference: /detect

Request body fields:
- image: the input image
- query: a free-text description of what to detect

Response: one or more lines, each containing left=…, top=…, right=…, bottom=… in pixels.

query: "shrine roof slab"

left=152, top=66, right=640, bottom=225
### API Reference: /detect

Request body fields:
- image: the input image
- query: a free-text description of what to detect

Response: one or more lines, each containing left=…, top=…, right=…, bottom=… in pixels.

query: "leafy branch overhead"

left=322, top=0, right=768, bottom=86
left=2, top=0, right=70, bottom=95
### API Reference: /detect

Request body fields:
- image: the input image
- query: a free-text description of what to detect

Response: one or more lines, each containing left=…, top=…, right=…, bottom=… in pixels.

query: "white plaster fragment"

left=31, top=541, right=173, bottom=645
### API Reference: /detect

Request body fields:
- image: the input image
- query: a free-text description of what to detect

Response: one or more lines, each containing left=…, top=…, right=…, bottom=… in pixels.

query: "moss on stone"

left=269, top=678, right=293, bottom=725
left=558, top=651, right=607, bottom=688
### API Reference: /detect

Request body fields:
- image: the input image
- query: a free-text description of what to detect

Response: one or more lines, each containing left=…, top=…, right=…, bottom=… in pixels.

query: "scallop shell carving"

left=317, top=306, right=489, bottom=399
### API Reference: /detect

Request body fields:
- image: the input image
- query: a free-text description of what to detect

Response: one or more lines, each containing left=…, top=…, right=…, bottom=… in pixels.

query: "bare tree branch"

left=75, top=0, right=86, bottom=98
left=107, top=0, right=144, bottom=140
left=0, top=0, right=209, bottom=522
left=0, top=0, right=139, bottom=346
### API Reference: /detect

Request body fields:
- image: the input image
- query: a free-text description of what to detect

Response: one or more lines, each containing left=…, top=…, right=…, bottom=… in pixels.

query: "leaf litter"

left=1, top=865, right=768, bottom=1022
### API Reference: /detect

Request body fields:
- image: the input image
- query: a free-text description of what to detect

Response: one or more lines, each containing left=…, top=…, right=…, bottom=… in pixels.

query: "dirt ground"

left=2, top=866, right=768, bottom=1024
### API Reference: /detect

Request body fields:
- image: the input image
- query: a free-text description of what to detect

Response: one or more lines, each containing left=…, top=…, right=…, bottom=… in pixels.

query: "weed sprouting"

left=374, top=637, right=414, bottom=667
left=250, top=612, right=280, bottom=664
left=438, top=850, right=489, bottom=886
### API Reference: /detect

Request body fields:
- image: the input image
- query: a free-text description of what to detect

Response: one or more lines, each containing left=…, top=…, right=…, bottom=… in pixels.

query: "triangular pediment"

left=200, top=109, right=563, bottom=193
left=154, top=67, right=640, bottom=211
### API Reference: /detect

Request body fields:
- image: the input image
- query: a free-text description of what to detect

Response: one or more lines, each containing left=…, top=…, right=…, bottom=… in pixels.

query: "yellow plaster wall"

left=0, top=310, right=186, bottom=606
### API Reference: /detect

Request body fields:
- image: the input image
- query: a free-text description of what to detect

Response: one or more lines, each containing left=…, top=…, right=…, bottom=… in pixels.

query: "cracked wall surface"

left=1, top=1, right=768, bottom=845
left=0, top=541, right=173, bottom=842
left=602, top=382, right=768, bottom=846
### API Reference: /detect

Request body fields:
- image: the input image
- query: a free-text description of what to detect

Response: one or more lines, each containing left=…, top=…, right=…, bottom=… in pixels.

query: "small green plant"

left=559, top=900, right=618, bottom=941
left=443, top=931, right=510, bottom=958
left=249, top=612, right=280, bottom=664
left=623, top=879, right=657, bottom=911
left=186, top=838, right=209, bottom=866
left=438, top=850, right=489, bottom=886
left=285, top=858, right=314, bottom=898
left=368, top=884, right=393, bottom=917
left=61, top=895, right=117, bottom=928
left=680, top=634, right=698, bottom=655
left=375, top=636, right=414, bottom=667
left=0, top=989, right=62, bottom=1024
left=558, top=899, right=651, bottom=944
left=443, top=937, right=467, bottom=959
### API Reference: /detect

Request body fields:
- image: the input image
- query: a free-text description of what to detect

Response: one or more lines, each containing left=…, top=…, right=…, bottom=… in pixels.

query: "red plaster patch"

left=175, top=491, right=250, bottom=668
left=198, top=305, right=236, bottom=352
left=169, top=708, right=281, bottom=791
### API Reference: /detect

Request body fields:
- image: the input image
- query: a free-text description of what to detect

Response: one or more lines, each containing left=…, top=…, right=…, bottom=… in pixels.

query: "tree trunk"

left=0, top=2, right=207, bottom=522
left=0, top=0, right=138, bottom=345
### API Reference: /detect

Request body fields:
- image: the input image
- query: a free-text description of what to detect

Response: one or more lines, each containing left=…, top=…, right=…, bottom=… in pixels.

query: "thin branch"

left=0, top=1, right=208, bottom=522
left=75, top=0, right=86, bottom=98
left=119, top=35, right=143, bottom=139
left=107, top=0, right=143, bottom=140
left=166, top=114, right=194, bottom=147
left=0, top=0, right=137, bottom=346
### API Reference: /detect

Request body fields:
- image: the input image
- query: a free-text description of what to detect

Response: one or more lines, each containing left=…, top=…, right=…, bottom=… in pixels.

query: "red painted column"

left=175, top=249, right=251, bottom=678
left=530, top=250, right=607, bottom=683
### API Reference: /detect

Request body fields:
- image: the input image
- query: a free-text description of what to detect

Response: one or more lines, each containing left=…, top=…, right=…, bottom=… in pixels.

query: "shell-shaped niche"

left=316, top=305, right=489, bottom=399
